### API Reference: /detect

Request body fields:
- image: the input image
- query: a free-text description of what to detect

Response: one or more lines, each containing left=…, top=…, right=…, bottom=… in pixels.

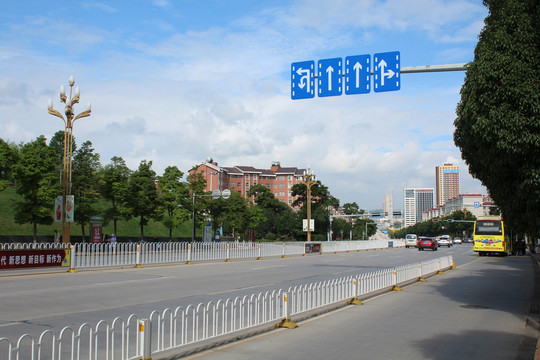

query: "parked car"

left=405, top=234, right=418, bottom=248
left=453, top=237, right=462, bottom=244
left=418, top=237, right=438, bottom=251
left=464, top=238, right=473, bottom=243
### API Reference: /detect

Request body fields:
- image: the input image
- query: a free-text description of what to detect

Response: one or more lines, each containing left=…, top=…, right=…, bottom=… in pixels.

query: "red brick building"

left=189, top=159, right=306, bottom=208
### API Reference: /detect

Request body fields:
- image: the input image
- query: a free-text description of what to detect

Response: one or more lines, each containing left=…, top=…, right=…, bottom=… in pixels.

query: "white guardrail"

left=0, top=243, right=451, bottom=360
left=0, top=239, right=405, bottom=268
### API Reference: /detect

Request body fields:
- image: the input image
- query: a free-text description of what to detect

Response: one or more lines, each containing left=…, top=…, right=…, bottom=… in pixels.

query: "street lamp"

left=48, top=75, right=92, bottom=244
left=192, top=189, right=231, bottom=242
left=301, top=168, right=317, bottom=242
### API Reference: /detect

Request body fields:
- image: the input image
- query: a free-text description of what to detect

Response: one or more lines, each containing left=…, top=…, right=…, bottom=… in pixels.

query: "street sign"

left=291, top=61, right=315, bottom=99
left=373, top=51, right=400, bottom=92
left=318, top=58, right=342, bottom=97
left=474, top=202, right=480, bottom=208
left=345, top=55, right=371, bottom=94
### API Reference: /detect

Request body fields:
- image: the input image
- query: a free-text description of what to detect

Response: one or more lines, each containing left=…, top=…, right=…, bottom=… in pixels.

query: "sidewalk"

left=159, top=255, right=539, bottom=360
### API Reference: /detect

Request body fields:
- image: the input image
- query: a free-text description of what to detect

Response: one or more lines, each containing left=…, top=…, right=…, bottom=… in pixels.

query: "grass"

left=0, top=186, right=193, bottom=238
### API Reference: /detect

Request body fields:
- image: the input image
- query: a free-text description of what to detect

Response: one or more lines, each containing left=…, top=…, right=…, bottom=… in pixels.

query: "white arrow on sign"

left=326, top=66, right=334, bottom=91
left=378, top=59, right=395, bottom=86
left=353, top=62, right=362, bottom=88
left=296, top=68, right=311, bottom=92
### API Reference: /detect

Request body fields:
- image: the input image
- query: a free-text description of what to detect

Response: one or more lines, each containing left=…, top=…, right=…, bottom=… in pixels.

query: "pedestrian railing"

left=0, top=254, right=452, bottom=360
left=65, top=240, right=403, bottom=269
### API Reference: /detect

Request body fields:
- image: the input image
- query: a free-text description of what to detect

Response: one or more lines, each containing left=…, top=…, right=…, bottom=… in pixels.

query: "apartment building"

left=190, top=159, right=306, bottom=207
left=435, top=163, right=460, bottom=207
left=403, top=188, right=435, bottom=227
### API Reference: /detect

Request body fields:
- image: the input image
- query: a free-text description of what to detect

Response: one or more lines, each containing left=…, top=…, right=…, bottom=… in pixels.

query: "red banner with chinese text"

left=0, top=250, right=69, bottom=269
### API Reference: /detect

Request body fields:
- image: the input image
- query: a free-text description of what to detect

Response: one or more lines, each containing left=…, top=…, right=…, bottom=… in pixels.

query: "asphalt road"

left=1, top=244, right=537, bottom=359
left=171, top=252, right=540, bottom=360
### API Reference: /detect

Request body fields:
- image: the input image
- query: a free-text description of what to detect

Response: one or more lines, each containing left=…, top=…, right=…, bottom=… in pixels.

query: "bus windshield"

left=475, top=220, right=503, bottom=236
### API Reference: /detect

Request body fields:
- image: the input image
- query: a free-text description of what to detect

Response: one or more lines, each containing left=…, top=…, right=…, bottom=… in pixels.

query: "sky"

left=0, top=0, right=489, bottom=210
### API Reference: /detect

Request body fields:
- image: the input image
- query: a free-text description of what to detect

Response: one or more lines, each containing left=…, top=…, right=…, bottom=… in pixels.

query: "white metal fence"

left=8, top=240, right=400, bottom=270
left=0, top=254, right=452, bottom=360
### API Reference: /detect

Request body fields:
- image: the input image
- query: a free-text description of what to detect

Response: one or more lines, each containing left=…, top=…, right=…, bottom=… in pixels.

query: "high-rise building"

left=435, top=163, right=460, bottom=207
left=403, top=188, right=435, bottom=227
left=383, top=192, right=394, bottom=220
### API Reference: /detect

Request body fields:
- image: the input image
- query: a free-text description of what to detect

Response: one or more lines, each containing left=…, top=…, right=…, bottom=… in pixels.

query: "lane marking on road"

left=93, top=276, right=174, bottom=286
left=207, top=283, right=276, bottom=296
left=251, top=265, right=287, bottom=270
left=0, top=322, right=23, bottom=328
left=323, top=259, right=345, bottom=262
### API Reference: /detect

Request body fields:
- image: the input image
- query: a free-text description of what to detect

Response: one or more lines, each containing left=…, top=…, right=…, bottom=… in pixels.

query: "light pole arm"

left=73, top=110, right=91, bottom=122
left=48, top=109, right=66, bottom=123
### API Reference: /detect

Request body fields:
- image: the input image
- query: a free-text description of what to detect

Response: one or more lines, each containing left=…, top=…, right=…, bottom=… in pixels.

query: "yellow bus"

left=473, top=216, right=509, bottom=256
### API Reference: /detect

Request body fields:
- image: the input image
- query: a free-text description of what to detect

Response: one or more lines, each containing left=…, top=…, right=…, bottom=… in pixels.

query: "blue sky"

left=0, top=0, right=489, bottom=210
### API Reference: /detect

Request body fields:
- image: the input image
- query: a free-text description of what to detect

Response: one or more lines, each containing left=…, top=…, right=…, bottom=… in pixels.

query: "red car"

left=418, top=237, right=438, bottom=251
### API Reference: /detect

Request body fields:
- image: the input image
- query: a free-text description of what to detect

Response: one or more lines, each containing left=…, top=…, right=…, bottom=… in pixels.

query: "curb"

left=530, top=254, right=540, bottom=360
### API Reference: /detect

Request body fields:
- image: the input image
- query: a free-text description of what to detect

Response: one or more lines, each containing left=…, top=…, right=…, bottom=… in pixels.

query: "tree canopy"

left=454, top=0, right=540, bottom=237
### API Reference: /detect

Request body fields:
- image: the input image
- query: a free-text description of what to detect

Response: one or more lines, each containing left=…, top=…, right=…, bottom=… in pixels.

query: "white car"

left=405, top=234, right=418, bottom=248
left=453, top=238, right=462, bottom=244
left=437, top=237, right=452, bottom=247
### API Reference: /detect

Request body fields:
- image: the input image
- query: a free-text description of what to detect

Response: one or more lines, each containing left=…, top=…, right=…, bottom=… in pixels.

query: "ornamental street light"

left=192, top=189, right=231, bottom=242
left=48, top=75, right=92, bottom=244
left=301, top=168, right=317, bottom=242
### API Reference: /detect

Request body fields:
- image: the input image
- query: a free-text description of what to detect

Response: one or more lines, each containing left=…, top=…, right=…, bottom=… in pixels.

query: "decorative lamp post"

left=47, top=75, right=92, bottom=244
left=301, top=168, right=317, bottom=242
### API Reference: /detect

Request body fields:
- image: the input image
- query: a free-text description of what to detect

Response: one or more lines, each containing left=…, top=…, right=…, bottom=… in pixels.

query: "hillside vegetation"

left=0, top=186, right=192, bottom=238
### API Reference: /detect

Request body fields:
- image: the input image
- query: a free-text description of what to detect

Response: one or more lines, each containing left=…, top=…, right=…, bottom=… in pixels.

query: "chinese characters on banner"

left=0, top=250, right=70, bottom=269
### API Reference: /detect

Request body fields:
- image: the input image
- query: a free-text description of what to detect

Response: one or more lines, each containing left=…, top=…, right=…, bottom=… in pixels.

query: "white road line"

left=207, top=283, right=276, bottom=296
left=251, top=265, right=286, bottom=270
left=0, top=322, right=22, bottom=328
left=93, top=276, right=173, bottom=286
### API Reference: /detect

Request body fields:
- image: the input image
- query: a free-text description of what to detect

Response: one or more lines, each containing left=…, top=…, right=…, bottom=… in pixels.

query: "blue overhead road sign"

left=291, top=61, right=315, bottom=100
left=318, top=58, right=342, bottom=97
left=373, top=51, right=400, bottom=92
left=345, top=54, right=371, bottom=94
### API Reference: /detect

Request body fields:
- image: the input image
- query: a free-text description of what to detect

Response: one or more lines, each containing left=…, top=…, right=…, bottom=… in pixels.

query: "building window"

left=288, top=175, right=293, bottom=180
left=279, top=176, right=284, bottom=180
left=245, top=174, right=250, bottom=179
left=231, top=183, right=235, bottom=188
left=279, top=192, right=284, bottom=196
left=237, top=182, right=241, bottom=187
left=266, top=184, right=271, bottom=188
left=279, top=184, right=285, bottom=188
left=254, top=175, right=258, bottom=180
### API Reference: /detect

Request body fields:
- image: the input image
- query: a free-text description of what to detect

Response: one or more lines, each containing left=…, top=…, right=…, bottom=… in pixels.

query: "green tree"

left=342, top=202, right=362, bottom=215
left=158, top=166, right=190, bottom=240
left=454, top=0, right=540, bottom=237
left=99, top=156, right=131, bottom=235
left=0, top=138, right=18, bottom=190
left=12, top=136, right=57, bottom=240
left=248, top=184, right=293, bottom=238
left=332, top=217, right=350, bottom=240
left=221, top=191, right=253, bottom=240
left=292, top=181, right=334, bottom=240
left=125, top=160, right=162, bottom=240
left=187, top=169, right=208, bottom=239
left=72, top=141, right=101, bottom=241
